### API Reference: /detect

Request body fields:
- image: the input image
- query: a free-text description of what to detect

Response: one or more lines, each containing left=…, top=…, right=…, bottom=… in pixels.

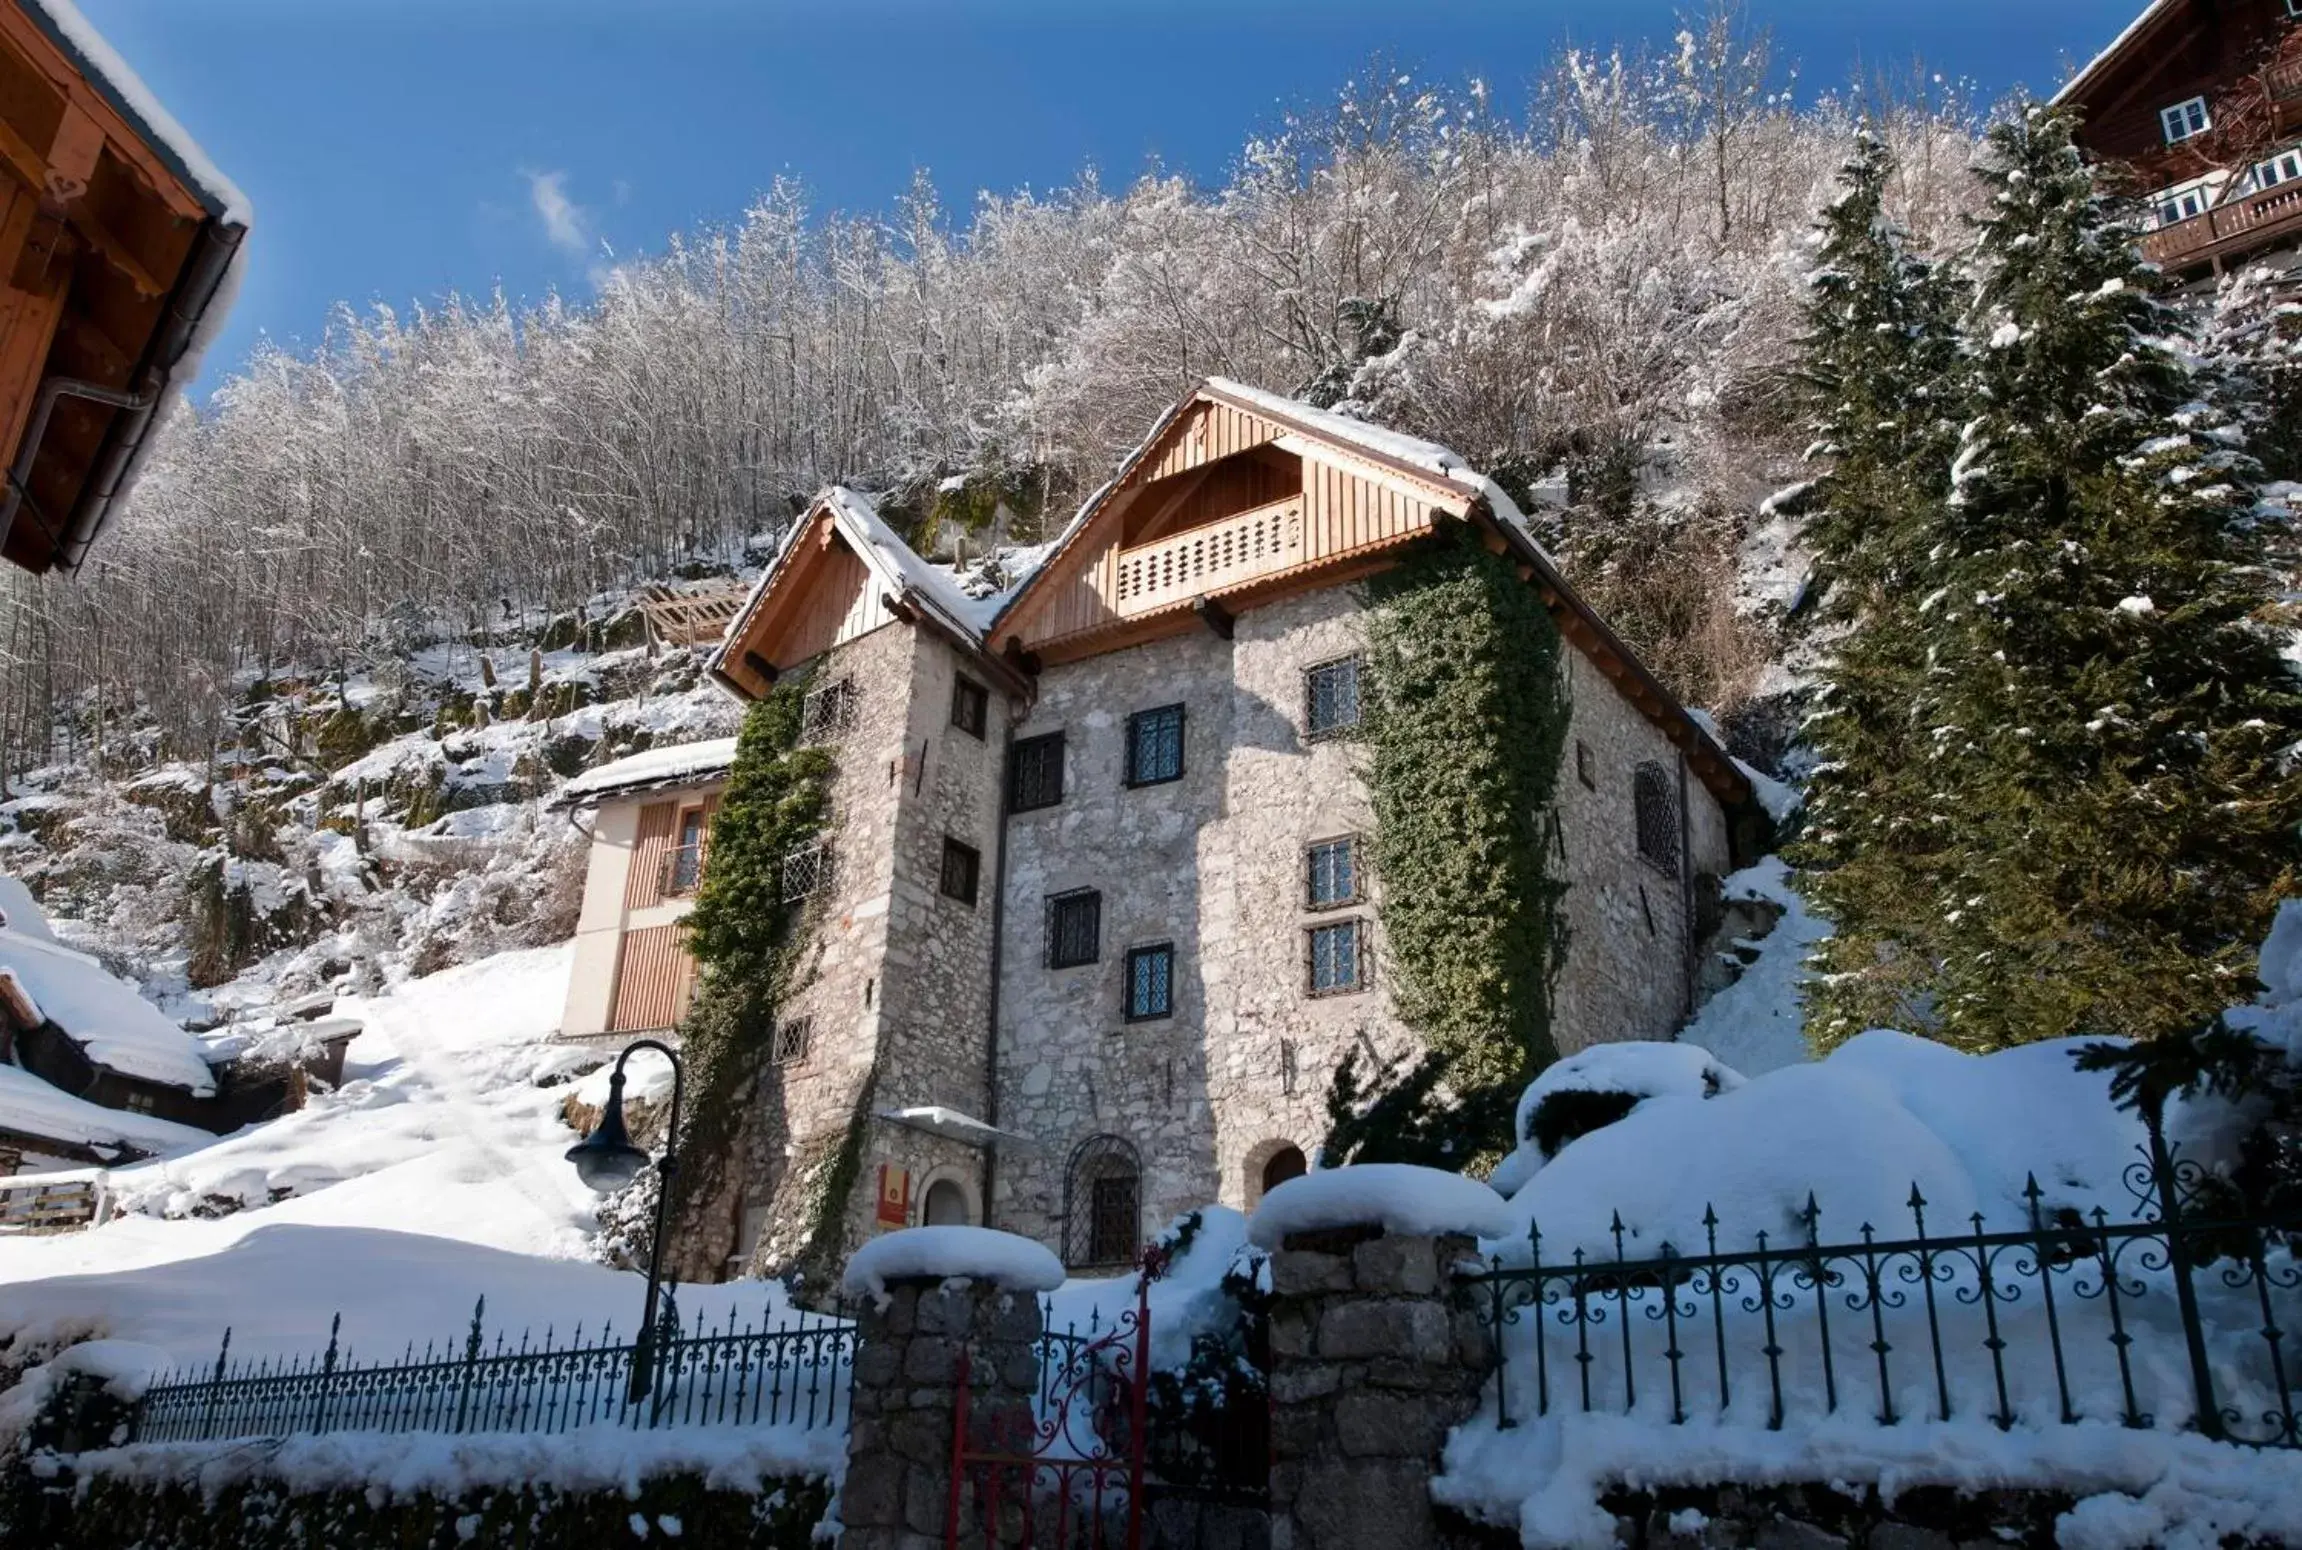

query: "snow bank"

left=1677, top=857, right=1828, bottom=1077
left=1249, top=1163, right=1510, bottom=1249
left=559, top=736, right=737, bottom=801
left=1489, top=1042, right=1745, bottom=1197
left=0, top=926, right=216, bottom=1094
left=841, top=1225, right=1065, bottom=1301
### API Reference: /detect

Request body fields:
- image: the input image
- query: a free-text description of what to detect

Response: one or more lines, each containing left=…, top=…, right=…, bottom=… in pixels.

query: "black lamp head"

left=566, top=1065, right=652, bottom=1194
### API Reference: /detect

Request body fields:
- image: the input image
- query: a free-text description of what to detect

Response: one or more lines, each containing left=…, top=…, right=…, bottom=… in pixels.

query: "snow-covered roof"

left=0, top=1061, right=206, bottom=1157
left=2050, top=0, right=2179, bottom=109
left=0, top=928, right=215, bottom=1095
left=557, top=736, right=738, bottom=806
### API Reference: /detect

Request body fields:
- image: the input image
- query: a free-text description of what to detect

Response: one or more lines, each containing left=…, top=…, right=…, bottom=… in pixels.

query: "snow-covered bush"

left=1488, top=1042, right=1746, bottom=1197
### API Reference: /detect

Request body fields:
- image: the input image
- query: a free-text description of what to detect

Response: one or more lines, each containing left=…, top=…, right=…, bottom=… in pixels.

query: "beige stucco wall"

left=558, top=780, right=722, bottom=1040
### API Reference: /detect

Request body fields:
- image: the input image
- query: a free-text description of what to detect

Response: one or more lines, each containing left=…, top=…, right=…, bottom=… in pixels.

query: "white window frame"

left=2161, top=96, right=2212, bottom=144
left=2259, top=148, right=2302, bottom=195
left=2286, top=0, right=2302, bottom=21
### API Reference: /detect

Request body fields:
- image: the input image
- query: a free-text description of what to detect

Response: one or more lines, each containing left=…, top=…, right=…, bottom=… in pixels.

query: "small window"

left=1305, top=656, right=1362, bottom=740
left=123, top=1089, right=159, bottom=1115
left=1634, top=761, right=1681, bottom=875
left=1047, top=888, right=1101, bottom=968
left=1125, top=703, right=1186, bottom=786
left=1575, top=740, right=1598, bottom=791
left=781, top=840, right=836, bottom=902
left=1010, top=731, right=1065, bottom=812
left=664, top=805, right=707, bottom=897
left=1307, top=919, right=1366, bottom=996
left=951, top=676, right=988, bottom=739
left=2261, top=149, right=2302, bottom=193
left=940, top=837, right=981, bottom=906
left=800, top=678, right=859, bottom=743
left=923, top=1178, right=970, bottom=1226
left=771, top=1017, right=812, bottom=1066
left=1125, top=943, right=1175, bottom=1021
left=1306, top=837, right=1360, bottom=909
left=2161, top=96, right=2211, bottom=144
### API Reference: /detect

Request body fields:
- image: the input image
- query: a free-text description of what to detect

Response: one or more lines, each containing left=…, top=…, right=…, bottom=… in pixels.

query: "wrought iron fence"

left=130, top=1295, right=856, bottom=1445
left=1461, top=1131, right=2302, bottom=1448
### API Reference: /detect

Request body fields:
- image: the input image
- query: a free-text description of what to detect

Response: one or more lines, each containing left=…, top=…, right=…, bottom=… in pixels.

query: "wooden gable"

left=991, top=387, right=1468, bottom=664
left=714, top=505, right=897, bottom=699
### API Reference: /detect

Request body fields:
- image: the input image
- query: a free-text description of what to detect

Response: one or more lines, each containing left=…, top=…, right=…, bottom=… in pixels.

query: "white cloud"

left=524, top=170, right=591, bottom=257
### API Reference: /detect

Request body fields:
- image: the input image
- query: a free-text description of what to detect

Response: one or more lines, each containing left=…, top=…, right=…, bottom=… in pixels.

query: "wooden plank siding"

left=623, top=800, right=679, bottom=911
left=609, top=925, right=696, bottom=1034
left=1145, top=399, right=1285, bottom=481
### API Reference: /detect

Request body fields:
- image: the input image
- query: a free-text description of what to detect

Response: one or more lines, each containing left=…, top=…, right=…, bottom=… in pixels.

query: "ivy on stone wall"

left=1330, top=523, right=1572, bottom=1166
left=670, top=673, right=835, bottom=1219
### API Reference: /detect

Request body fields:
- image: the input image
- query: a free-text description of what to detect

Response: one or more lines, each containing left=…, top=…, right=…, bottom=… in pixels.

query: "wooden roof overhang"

left=2052, top=0, right=2189, bottom=113
left=0, top=2, right=248, bottom=575
left=706, top=491, right=1031, bottom=705
left=985, top=382, right=1754, bottom=810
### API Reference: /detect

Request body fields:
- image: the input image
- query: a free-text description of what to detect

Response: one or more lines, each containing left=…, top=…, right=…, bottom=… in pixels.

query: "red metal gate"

left=945, top=1270, right=1150, bottom=1550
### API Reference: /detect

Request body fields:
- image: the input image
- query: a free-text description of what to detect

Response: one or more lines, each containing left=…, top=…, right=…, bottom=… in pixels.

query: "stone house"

left=560, top=381, right=1761, bottom=1283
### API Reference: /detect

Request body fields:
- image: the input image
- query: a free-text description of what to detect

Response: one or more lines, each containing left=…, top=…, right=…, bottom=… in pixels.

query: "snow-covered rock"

left=1248, top=1163, right=1510, bottom=1249
left=840, top=1225, right=1065, bottom=1301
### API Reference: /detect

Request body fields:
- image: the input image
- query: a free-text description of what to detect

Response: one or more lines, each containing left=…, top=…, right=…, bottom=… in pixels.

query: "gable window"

left=770, top=1017, right=812, bottom=1067
left=1633, top=761, right=1681, bottom=875
left=1125, top=943, right=1175, bottom=1021
left=1125, top=703, right=1186, bottom=786
left=1306, top=836, right=1360, bottom=909
left=801, top=678, right=859, bottom=743
left=2161, top=96, right=2211, bottom=144
left=1307, top=919, right=1366, bottom=996
left=940, top=837, right=981, bottom=906
left=663, top=804, right=708, bottom=897
left=1010, top=731, right=1065, bottom=812
left=951, top=676, right=988, bottom=739
left=1046, top=888, right=1102, bottom=968
left=1305, top=655, right=1363, bottom=740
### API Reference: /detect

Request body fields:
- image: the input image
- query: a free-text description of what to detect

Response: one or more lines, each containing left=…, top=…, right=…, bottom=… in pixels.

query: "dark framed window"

left=1306, top=836, right=1360, bottom=909
left=1633, top=761, right=1681, bottom=875
left=1010, top=731, right=1065, bottom=812
left=1046, top=888, right=1101, bottom=968
left=1125, top=943, right=1174, bottom=1021
left=1307, top=919, right=1366, bottom=996
left=951, top=676, right=988, bottom=739
left=1305, top=655, right=1362, bottom=740
left=1125, top=703, right=1186, bottom=786
left=770, top=1018, right=812, bottom=1066
left=801, top=678, right=859, bottom=743
left=1063, top=1134, right=1142, bottom=1267
left=940, top=837, right=981, bottom=906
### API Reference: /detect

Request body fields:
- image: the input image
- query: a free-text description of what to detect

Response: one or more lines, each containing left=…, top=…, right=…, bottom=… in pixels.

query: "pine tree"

left=1790, top=130, right=1965, bottom=1043
left=1911, top=106, right=2302, bottom=1049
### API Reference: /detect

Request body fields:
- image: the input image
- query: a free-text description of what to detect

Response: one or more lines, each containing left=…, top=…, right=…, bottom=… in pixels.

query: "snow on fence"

left=1462, top=1136, right=2302, bottom=1449
left=129, top=1295, right=857, bottom=1445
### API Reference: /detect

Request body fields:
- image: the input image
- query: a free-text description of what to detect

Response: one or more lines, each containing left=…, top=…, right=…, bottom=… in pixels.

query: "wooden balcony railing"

left=1113, top=495, right=1304, bottom=617
left=2141, top=181, right=2302, bottom=270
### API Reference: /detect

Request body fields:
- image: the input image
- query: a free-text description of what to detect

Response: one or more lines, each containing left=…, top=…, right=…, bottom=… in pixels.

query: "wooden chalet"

left=2058, top=0, right=2302, bottom=278
left=0, top=1, right=247, bottom=575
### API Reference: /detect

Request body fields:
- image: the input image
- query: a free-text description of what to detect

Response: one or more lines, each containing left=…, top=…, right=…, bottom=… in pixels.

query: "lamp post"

left=565, top=1036, right=683, bottom=1401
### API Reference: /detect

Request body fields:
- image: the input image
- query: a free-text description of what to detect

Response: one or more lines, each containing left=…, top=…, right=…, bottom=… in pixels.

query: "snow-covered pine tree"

left=1790, top=130, right=1965, bottom=1045
left=1913, top=105, right=2302, bottom=1050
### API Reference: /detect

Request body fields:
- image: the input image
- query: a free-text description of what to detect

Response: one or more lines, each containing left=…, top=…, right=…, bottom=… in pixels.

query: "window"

left=1064, top=1134, right=1141, bottom=1267
left=1010, top=731, right=1065, bottom=812
left=781, top=840, right=836, bottom=902
left=1125, top=703, right=1186, bottom=786
left=923, top=1178, right=971, bottom=1226
left=1634, top=761, right=1681, bottom=875
left=2161, top=96, right=2211, bottom=144
left=770, top=1017, right=812, bottom=1066
left=1046, top=888, right=1101, bottom=968
left=940, top=837, right=980, bottom=906
left=1307, top=919, right=1366, bottom=995
left=2288, top=0, right=2302, bottom=20
left=1576, top=740, right=1598, bottom=791
left=663, top=805, right=707, bottom=897
left=1125, top=943, right=1175, bottom=1021
left=1306, top=836, right=1360, bottom=909
left=2154, top=184, right=2210, bottom=228
left=800, top=678, right=859, bottom=743
left=1305, top=655, right=1362, bottom=739
left=123, top=1089, right=158, bottom=1115
left=2260, top=149, right=2302, bottom=193
left=951, top=676, right=988, bottom=739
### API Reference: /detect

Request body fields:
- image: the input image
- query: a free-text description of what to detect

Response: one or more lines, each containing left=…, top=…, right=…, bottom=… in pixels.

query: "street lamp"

left=566, top=1036, right=683, bottom=1400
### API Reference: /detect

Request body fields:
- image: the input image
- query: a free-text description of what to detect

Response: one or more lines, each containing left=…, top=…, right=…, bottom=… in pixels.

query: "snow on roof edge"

left=558, top=736, right=739, bottom=804
left=2049, top=0, right=2178, bottom=109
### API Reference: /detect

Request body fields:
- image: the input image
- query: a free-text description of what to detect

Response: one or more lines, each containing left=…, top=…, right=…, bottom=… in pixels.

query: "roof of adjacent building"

left=557, top=735, right=740, bottom=807
left=0, top=874, right=215, bottom=1094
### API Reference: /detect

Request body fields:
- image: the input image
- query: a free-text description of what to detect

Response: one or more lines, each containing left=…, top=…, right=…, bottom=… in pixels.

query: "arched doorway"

left=922, top=1177, right=971, bottom=1226
left=1261, top=1144, right=1308, bottom=1197
left=1243, top=1138, right=1309, bottom=1208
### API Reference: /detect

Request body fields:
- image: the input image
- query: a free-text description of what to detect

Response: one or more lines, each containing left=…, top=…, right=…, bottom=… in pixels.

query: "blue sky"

left=72, top=0, right=2141, bottom=393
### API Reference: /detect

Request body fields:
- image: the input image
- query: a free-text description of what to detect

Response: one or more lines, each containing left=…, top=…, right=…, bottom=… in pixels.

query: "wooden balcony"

left=1112, top=495, right=1304, bottom=617
left=2141, top=181, right=2302, bottom=272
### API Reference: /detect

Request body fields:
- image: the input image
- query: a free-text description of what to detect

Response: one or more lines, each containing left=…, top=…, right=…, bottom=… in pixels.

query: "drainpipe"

left=0, top=378, right=155, bottom=558
left=982, top=719, right=1016, bottom=1228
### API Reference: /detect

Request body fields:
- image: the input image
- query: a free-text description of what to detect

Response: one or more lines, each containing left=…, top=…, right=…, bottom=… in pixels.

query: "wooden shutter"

left=610, top=925, right=697, bottom=1033
left=625, top=801, right=679, bottom=910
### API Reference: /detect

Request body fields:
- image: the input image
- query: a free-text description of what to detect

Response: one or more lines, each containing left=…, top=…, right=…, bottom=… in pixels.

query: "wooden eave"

left=2053, top=0, right=2191, bottom=112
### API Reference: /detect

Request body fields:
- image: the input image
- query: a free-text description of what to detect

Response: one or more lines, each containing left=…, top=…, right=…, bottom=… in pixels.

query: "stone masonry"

left=1263, top=1224, right=1492, bottom=1550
